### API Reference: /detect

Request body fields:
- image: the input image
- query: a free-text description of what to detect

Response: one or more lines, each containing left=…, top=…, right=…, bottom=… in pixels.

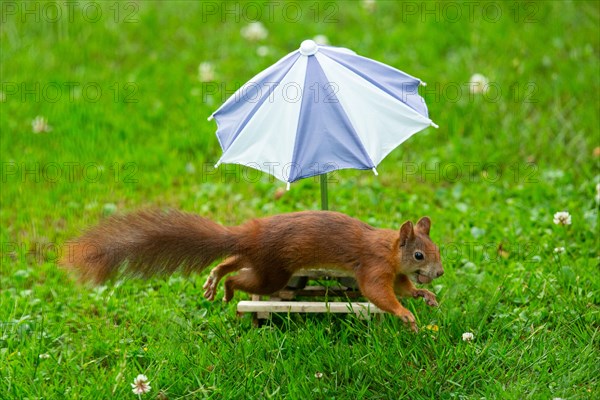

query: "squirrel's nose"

left=436, top=269, right=444, bottom=277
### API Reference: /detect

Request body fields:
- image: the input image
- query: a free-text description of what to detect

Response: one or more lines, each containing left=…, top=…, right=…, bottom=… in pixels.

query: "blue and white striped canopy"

left=210, top=40, right=437, bottom=187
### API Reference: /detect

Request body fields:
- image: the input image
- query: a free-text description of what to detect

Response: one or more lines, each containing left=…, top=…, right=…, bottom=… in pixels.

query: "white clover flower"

left=198, top=62, right=215, bottom=82
left=314, top=372, right=323, bottom=379
left=185, top=162, right=196, bottom=174
left=462, top=332, right=474, bottom=341
left=362, top=0, right=377, bottom=13
left=240, top=22, right=268, bottom=41
left=553, top=211, right=572, bottom=225
left=31, top=116, right=52, bottom=133
left=468, top=73, right=489, bottom=94
left=256, top=45, right=270, bottom=57
left=39, top=353, right=50, bottom=359
left=102, top=203, right=117, bottom=216
left=313, top=34, right=329, bottom=45
left=131, top=374, right=151, bottom=395
left=554, top=247, right=565, bottom=254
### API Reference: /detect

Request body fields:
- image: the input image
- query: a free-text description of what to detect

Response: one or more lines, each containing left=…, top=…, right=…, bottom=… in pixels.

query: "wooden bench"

left=236, top=269, right=384, bottom=324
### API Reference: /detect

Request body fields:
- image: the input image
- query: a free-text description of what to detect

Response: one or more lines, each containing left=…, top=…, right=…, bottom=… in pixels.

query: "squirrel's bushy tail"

left=60, top=209, right=239, bottom=284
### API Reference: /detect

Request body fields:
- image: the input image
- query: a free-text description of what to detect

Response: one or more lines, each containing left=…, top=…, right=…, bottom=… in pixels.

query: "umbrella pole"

left=320, top=173, right=328, bottom=211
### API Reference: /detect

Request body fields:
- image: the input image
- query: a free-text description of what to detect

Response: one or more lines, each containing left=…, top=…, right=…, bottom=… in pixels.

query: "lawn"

left=1, top=1, right=599, bottom=398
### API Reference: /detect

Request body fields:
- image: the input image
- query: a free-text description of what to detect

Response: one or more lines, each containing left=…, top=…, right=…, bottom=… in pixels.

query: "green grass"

left=1, top=1, right=599, bottom=398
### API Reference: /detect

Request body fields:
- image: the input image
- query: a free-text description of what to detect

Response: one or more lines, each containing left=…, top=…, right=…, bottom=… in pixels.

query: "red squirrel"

left=61, top=210, right=444, bottom=330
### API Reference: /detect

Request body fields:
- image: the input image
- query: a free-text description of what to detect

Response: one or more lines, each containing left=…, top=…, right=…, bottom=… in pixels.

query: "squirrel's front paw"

left=397, top=309, right=418, bottom=332
left=414, top=289, right=438, bottom=307
left=203, top=275, right=217, bottom=301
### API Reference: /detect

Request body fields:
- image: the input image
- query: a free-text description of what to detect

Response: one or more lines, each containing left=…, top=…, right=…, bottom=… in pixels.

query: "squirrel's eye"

left=414, top=251, right=424, bottom=260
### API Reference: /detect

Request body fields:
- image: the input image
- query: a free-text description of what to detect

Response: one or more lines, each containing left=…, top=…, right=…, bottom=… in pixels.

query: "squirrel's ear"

left=399, top=221, right=414, bottom=246
left=416, top=216, right=431, bottom=235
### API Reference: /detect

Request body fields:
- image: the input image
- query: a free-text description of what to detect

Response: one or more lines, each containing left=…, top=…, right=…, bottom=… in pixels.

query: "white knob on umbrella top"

left=299, top=39, right=319, bottom=56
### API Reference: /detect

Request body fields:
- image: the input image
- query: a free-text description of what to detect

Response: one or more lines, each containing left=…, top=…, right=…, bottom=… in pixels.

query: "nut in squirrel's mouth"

left=416, top=272, right=433, bottom=284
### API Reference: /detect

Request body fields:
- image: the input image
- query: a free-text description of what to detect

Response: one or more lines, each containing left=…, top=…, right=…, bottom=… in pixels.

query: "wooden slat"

left=278, top=286, right=362, bottom=300
left=292, top=269, right=354, bottom=278
left=237, top=301, right=384, bottom=315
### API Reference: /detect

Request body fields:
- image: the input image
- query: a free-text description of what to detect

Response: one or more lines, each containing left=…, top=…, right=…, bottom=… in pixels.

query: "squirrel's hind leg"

left=223, top=268, right=292, bottom=302
left=203, top=256, right=247, bottom=301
